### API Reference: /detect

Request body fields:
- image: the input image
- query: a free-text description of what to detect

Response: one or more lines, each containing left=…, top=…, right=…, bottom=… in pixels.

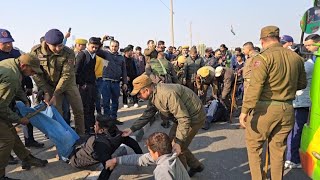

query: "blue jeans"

left=286, top=107, right=309, bottom=163
left=95, top=78, right=103, bottom=114
left=101, top=80, right=120, bottom=118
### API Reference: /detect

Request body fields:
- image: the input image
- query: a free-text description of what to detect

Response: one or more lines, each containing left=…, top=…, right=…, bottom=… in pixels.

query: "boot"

left=202, top=121, right=211, bottom=130
left=188, top=163, right=205, bottom=177
left=25, top=138, right=44, bottom=148
left=161, top=120, right=170, bottom=128
left=8, top=155, right=18, bottom=165
left=21, top=154, right=48, bottom=170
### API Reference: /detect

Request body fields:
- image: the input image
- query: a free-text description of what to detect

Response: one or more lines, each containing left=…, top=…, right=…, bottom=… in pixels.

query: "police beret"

left=181, top=45, right=189, bottom=49
left=75, top=38, right=88, bottom=45
left=177, top=56, right=187, bottom=64
left=197, top=66, right=215, bottom=78
left=44, top=29, right=64, bottom=45
left=260, top=26, right=280, bottom=39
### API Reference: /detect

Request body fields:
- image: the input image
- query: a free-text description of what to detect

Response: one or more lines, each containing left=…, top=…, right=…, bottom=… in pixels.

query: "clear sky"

left=0, top=0, right=313, bottom=51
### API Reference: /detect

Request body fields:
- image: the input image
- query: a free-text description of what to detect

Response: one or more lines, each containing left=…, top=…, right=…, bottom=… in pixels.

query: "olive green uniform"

left=130, top=83, right=205, bottom=169
left=31, top=42, right=85, bottom=135
left=145, top=58, right=179, bottom=84
left=183, top=56, right=205, bottom=93
left=0, top=58, right=31, bottom=177
left=171, top=60, right=185, bottom=84
left=242, top=43, right=307, bottom=180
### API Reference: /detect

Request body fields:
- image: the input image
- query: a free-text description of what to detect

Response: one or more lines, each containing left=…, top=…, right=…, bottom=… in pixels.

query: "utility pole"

left=190, top=21, right=192, bottom=47
left=170, top=0, right=174, bottom=47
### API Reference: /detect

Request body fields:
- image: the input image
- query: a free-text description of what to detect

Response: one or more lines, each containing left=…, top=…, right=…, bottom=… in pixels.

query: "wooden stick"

left=229, top=73, right=238, bottom=123
left=263, top=139, right=269, bottom=180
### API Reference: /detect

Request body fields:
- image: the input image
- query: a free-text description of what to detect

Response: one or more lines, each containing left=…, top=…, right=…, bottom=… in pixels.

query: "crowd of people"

left=0, top=24, right=316, bottom=180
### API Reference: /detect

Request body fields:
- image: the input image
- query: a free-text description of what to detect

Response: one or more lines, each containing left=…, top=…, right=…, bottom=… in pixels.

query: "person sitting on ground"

left=68, top=114, right=143, bottom=180
left=105, top=132, right=190, bottom=180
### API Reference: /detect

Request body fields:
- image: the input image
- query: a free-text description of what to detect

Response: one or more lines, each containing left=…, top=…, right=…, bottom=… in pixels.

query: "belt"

left=103, top=78, right=120, bottom=83
left=257, top=100, right=293, bottom=105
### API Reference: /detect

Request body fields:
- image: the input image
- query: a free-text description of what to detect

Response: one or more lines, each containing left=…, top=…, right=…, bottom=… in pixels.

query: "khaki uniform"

left=242, top=50, right=258, bottom=95
left=31, top=42, right=85, bottom=135
left=195, top=67, right=218, bottom=104
left=0, top=58, right=31, bottom=176
left=172, top=60, right=185, bottom=84
left=183, top=56, right=205, bottom=93
left=130, top=83, right=205, bottom=169
left=242, top=43, right=307, bottom=180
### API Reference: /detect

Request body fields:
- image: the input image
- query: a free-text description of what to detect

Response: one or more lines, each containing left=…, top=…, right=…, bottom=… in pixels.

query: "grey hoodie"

left=117, top=153, right=190, bottom=180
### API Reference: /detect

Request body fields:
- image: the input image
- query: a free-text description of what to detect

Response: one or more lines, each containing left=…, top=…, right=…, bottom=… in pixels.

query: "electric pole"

left=190, top=21, right=192, bottom=47
left=170, top=0, right=174, bottom=47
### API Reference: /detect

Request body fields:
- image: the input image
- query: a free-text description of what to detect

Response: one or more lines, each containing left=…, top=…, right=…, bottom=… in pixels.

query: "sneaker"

left=25, top=140, right=45, bottom=149
left=123, top=104, right=129, bottom=109
left=188, top=164, right=205, bottom=177
left=284, top=160, right=302, bottom=169
left=0, top=176, right=20, bottom=180
left=133, top=103, right=139, bottom=108
left=8, top=155, right=18, bottom=165
left=21, top=155, right=48, bottom=170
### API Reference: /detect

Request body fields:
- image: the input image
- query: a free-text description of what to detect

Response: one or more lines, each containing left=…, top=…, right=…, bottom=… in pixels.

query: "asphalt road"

left=6, top=98, right=311, bottom=180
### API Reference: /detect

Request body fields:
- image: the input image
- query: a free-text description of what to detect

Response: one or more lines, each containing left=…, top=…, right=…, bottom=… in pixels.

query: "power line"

left=158, top=0, right=174, bottom=14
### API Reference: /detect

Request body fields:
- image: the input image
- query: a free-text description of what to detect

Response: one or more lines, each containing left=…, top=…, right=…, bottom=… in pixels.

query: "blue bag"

left=16, top=101, right=79, bottom=158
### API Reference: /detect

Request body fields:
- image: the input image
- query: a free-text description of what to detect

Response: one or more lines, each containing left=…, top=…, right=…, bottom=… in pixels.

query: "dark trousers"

left=286, top=107, right=309, bottom=164
left=79, top=84, right=96, bottom=133
left=62, top=96, right=71, bottom=125
left=0, top=122, right=30, bottom=177
left=95, top=78, right=103, bottom=114
left=24, top=123, right=35, bottom=143
left=122, top=80, right=138, bottom=105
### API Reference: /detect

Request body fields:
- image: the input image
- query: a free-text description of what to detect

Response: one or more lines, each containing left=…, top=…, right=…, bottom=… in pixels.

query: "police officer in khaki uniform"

left=239, top=26, right=307, bottom=180
left=31, top=29, right=85, bottom=135
left=0, top=54, right=48, bottom=180
left=242, top=41, right=259, bottom=94
left=122, top=74, right=205, bottom=177
left=172, top=56, right=187, bottom=84
left=195, top=66, right=217, bottom=104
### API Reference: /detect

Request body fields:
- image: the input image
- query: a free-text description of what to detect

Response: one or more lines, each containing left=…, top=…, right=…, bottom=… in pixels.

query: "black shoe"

left=25, top=140, right=44, bottom=148
left=202, top=121, right=211, bottom=130
left=0, top=176, right=20, bottom=180
left=188, top=164, right=204, bottom=177
left=21, top=155, right=48, bottom=170
left=8, top=155, right=19, bottom=165
left=161, top=121, right=170, bottom=128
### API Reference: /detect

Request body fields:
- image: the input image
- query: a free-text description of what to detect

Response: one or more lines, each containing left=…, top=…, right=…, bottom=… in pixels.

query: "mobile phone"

left=68, top=28, right=72, bottom=33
